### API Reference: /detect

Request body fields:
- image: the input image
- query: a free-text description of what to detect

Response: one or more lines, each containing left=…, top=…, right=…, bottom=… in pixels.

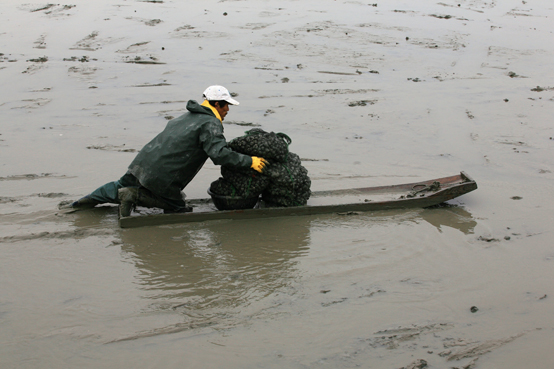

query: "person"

left=60, top=85, right=268, bottom=217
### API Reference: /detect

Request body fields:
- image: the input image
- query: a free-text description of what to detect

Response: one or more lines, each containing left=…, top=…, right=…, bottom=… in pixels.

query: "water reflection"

left=122, top=217, right=307, bottom=304
left=113, top=205, right=476, bottom=308
left=419, top=205, right=477, bottom=235
left=70, top=204, right=477, bottom=341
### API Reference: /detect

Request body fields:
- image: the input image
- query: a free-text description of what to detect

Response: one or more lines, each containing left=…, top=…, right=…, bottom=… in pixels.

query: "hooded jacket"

left=128, top=100, right=252, bottom=200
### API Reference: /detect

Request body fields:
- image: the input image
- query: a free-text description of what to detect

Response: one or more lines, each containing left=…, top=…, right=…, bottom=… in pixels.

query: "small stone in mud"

left=281, top=77, right=289, bottom=83
left=478, top=236, right=499, bottom=242
left=470, top=306, right=479, bottom=313
left=504, top=236, right=511, bottom=240
left=510, top=196, right=522, bottom=200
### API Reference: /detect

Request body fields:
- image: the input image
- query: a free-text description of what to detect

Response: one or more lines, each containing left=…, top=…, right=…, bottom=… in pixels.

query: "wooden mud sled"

left=119, top=172, right=477, bottom=228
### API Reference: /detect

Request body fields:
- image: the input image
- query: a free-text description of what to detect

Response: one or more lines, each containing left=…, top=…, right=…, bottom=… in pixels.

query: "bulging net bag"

left=209, top=169, right=270, bottom=198
left=261, top=153, right=311, bottom=207
left=210, top=129, right=311, bottom=207
left=228, top=128, right=292, bottom=163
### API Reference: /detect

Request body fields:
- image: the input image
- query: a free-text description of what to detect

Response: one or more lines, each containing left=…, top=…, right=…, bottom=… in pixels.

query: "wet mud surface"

left=1, top=0, right=554, bottom=368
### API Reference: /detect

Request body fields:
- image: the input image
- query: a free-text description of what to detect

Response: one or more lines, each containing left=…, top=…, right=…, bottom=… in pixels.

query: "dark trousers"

left=88, top=172, right=188, bottom=211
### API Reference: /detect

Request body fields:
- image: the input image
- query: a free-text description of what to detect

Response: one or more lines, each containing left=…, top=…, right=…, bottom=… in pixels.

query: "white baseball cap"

left=203, top=85, right=240, bottom=105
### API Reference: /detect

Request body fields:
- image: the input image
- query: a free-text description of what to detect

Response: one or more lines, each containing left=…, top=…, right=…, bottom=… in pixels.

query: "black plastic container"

left=207, top=189, right=259, bottom=211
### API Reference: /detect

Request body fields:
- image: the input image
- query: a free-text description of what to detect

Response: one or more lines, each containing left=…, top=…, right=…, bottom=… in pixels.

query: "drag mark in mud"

left=10, top=98, right=52, bottom=109
left=30, top=4, right=57, bottom=12
left=237, top=23, right=274, bottom=30
left=442, top=332, right=526, bottom=361
left=87, top=144, right=137, bottom=152
left=70, top=31, right=100, bottom=51
left=369, top=323, right=454, bottom=349
left=224, top=121, right=262, bottom=127
left=318, top=70, right=360, bottom=76
left=116, top=42, right=151, bottom=54
left=0, top=193, right=66, bottom=205
left=364, top=322, right=529, bottom=368
left=132, top=83, right=171, bottom=87
left=171, top=26, right=227, bottom=39
left=0, top=228, right=115, bottom=243
left=106, top=320, right=218, bottom=343
left=68, top=65, right=98, bottom=79
left=70, top=31, right=123, bottom=51
left=0, top=173, right=70, bottom=181
left=0, top=197, right=18, bottom=204
left=139, top=100, right=188, bottom=105
left=23, top=4, right=76, bottom=15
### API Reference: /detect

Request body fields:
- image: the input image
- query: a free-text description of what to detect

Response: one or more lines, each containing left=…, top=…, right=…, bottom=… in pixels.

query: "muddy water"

left=1, top=0, right=554, bottom=368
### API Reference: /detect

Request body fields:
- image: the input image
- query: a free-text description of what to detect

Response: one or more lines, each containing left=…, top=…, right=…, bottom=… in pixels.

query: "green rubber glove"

left=251, top=156, right=269, bottom=173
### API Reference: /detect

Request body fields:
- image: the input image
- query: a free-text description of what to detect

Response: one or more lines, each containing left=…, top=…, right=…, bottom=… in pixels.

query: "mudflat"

left=1, top=1, right=553, bottom=368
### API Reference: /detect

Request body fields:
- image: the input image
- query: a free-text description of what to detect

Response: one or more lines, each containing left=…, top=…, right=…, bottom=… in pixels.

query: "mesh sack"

left=228, top=128, right=292, bottom=163
left=220, top=166, right=270, bottom=197
left=261, top=153, right=311, bottom=207
left=209, top=177, right=236, bottom=197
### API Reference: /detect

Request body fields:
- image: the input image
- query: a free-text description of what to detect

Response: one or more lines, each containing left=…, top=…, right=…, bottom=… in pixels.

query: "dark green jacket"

left=128, top=100, right=252, bottom=200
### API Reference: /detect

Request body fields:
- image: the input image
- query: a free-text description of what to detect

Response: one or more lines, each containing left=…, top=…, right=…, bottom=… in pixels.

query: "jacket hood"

left=187, top=99, right=214, bottom=116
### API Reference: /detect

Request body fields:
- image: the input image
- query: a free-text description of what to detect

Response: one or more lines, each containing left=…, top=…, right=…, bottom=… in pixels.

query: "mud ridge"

left=0, top=228, right=115, bottom=243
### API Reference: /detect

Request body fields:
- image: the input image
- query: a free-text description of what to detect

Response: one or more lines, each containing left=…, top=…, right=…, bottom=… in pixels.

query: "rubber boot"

left=118, top=187, right=184, bottom=217
left=58, top=195, right=100, bottom=211
left=118, top=187, right=139, bottom=218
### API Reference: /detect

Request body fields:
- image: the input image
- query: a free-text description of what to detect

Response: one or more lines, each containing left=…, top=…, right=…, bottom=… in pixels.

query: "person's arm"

left=200, top=123, right=267, bottom=171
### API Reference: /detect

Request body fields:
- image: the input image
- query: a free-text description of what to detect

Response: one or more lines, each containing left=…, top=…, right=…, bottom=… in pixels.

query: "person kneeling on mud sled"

left=59, top=85, right=268, bottom=217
